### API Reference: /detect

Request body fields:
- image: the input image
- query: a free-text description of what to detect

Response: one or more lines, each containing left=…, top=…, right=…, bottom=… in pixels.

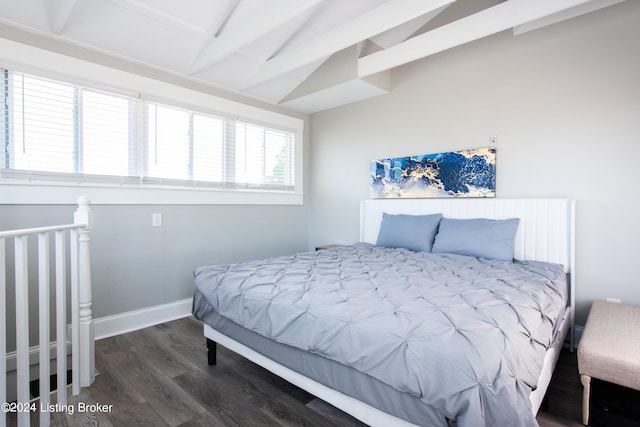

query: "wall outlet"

left=152, top=213, right=162, bottom=227
left=606, top=297, right=621, bottom=304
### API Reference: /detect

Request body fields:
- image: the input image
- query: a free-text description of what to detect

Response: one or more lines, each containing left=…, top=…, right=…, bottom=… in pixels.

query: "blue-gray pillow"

left=376, top=213, right=442, bottom=252
left=432, top=217, right=520, bottom=261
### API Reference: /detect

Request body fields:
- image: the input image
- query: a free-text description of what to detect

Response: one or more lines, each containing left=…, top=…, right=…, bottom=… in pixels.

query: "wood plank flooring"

left=11, top=316, right=585, bottom=426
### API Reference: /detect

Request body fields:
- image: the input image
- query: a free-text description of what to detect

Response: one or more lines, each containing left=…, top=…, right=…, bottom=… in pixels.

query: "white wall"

left=308, top=2, right=640, bottom=326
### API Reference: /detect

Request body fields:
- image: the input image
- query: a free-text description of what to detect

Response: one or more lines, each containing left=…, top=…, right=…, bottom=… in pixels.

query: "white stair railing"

left=1, top=196, right=94, bottom=427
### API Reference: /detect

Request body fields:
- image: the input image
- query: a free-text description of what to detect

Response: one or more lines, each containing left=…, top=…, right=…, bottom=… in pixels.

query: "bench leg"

left=580, top=374, right=591, bottom=425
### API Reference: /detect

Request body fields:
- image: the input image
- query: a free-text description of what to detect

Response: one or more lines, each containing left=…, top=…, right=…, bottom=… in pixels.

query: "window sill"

left=0, top=182, right=303, bottom=205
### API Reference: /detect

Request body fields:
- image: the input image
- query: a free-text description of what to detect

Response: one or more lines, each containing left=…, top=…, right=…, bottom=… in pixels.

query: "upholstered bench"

left=577, top=300, right=640, bottom=425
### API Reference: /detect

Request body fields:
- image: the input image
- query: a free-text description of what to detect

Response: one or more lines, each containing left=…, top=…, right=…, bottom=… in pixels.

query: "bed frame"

left=204, top=197, right=576, bottom=426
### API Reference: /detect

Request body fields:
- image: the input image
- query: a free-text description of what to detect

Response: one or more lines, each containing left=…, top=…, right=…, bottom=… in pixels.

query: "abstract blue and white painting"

left=370, top=147, right=496, bottom=198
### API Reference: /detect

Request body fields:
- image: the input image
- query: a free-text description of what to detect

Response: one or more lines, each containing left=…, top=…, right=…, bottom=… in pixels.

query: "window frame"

left=0, top=43, right=304, bottom=205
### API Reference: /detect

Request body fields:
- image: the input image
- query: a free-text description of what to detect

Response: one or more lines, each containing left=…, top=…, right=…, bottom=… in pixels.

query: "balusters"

left=14, top=236, right=29, bottom=427
left=38, top=232, right=50, bottom=427
left=55, top=231, right=67, bottom=408
left=0, top=196, right=93, bottom=427
left=1, top=239, right=5, bottom=427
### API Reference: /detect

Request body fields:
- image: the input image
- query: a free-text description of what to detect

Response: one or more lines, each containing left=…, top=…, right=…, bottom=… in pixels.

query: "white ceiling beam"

left=242, top=0, right=456, bottom=90
left=190, top=0, right=326, bottom=75
left=42, top=0, right=78, bottom=34
left=278, top=45, right=390, bottom=113
left=200, top=0, right=242, bottom=41
left=358, top=0, right=594, bottom=78
left=513, top=0, right=627, bottom=35
left=369, top=8, right=443, bottom=49
left=107, top=0, right=210, bottom=39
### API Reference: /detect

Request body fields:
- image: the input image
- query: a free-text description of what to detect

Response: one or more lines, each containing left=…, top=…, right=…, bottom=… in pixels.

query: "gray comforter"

left=193, top=244, right=567, bottom=426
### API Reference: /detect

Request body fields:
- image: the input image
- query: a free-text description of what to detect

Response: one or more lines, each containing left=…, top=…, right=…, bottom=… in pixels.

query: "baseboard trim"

left=4, top=298, right=192, bottom=373
left=5, top=342, right=71, bottom=373
left=94, top=297, right=193, bottom=340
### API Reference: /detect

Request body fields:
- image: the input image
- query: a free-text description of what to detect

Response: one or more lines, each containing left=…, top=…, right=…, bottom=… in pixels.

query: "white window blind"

left=11, top=73, right=77, bottom=174
left=82, top=89, right=136, bottom=177
left=1, top=69, right=296, bottom=192
left=235, top=121, right=293, bottom=189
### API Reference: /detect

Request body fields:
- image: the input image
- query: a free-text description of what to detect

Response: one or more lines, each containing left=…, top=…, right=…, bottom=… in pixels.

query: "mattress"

left=193, top=244, right=568, bottom=426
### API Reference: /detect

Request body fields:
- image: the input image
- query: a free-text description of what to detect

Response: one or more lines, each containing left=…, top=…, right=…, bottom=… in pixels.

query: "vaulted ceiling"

left=0, top=0, right=626, bottom=113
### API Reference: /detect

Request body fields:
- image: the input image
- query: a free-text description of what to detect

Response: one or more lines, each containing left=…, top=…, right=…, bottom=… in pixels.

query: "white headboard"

left=360, top=198, right=575, bottom=274
left=361, top=197, right=576, bottom=351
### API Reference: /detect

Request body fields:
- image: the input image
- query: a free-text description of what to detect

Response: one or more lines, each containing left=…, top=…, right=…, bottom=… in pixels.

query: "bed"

left=192, top=198, right=575, bottom=427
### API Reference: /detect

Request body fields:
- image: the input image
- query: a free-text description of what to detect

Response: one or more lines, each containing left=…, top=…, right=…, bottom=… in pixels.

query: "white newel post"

left=74, top=196, right=95, bottom=388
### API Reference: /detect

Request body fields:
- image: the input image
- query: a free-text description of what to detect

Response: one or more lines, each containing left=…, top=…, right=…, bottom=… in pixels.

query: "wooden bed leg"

left=207, top=338, right=217, bottom=366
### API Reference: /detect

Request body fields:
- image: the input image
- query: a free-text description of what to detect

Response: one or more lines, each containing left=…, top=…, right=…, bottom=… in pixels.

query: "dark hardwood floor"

left=14, top=316, right=586, bottom=426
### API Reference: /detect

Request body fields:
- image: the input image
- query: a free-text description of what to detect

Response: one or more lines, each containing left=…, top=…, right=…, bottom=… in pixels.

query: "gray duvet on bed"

left=193, top=244, right=567, bottom=427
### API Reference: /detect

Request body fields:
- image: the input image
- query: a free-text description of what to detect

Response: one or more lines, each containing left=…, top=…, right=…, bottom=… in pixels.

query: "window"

left=1, top=69, right=297, bottom=193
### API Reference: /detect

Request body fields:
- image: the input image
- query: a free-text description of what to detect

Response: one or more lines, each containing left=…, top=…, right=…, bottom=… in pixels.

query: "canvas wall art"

left=370, top=147, right=496, bottom=198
